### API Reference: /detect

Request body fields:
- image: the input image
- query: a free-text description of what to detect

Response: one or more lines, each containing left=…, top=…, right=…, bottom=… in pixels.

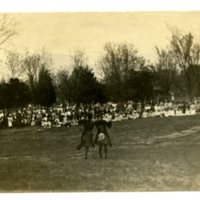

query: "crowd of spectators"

left=0, top=100, right=199, bottom=129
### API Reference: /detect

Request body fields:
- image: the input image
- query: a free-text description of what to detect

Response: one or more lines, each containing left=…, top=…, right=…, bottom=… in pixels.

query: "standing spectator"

left=7, top=113, right=13, bottom=128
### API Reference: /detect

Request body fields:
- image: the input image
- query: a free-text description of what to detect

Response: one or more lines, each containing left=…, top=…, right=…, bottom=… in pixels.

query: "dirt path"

left=134, top=125, right=200, bottom=145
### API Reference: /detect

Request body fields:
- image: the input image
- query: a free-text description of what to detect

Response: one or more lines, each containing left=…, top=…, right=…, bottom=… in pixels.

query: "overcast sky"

left=1, top=12, right=200, bottom=78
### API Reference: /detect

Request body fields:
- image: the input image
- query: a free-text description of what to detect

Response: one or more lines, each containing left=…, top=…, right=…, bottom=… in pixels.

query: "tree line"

left=0, top=16, right=200, bottom=109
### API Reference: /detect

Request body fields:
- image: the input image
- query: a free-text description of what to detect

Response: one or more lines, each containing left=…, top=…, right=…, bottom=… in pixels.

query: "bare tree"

left=70, top=49, right=88, bottom=68
left=40, top=49, right=53, bottom=70
left=155, top=47, right=180, bottom=98
left=22, top=51, right=41, bottom=102
left=169, top=29, right=200, bottom=99
left=0, top=14, right=18, bottom=47
left=5, top=50, right=23, bottom=78
left=21, top=50, right=54, bottom=103
left=99, top=42, right=145, bottom=102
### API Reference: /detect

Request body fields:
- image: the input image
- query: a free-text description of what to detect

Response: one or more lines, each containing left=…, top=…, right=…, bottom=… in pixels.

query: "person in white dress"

left=7, top=114, right=13, bottom=128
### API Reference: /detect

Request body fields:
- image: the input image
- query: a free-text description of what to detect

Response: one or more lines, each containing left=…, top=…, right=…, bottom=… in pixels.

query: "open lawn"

left=1, top=115, right=200, bottom=191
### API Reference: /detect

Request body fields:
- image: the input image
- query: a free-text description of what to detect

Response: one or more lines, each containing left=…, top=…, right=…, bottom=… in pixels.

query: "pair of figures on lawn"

left=77, top=113, right=112, bottom=159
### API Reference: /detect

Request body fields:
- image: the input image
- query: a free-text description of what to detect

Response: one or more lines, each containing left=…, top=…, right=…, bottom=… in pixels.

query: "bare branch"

left=70, top=49, right=88, bottom=68
left=0, top=14, right=18, bottom=47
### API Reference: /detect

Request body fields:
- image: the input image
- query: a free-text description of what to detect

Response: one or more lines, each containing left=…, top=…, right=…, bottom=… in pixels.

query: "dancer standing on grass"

left=76, top=113, right=94, bottom=159
left=94, top=114, right=112, bottom=159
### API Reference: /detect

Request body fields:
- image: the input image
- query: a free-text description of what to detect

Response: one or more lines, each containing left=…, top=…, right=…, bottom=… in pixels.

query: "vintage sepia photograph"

left=1, top=11, right=200, bottom=193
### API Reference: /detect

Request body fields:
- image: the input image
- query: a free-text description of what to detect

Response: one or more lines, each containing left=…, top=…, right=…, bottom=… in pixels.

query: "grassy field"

left=1, top=115, right=200, bottom=191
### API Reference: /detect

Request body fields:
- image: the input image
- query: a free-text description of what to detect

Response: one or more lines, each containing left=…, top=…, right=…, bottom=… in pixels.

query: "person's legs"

left=76, top=133, right=84, bottom=150
left=107, top=134, right=112, bottom=147
left=90, top=134, right=95, bottom=148
left=94, top=134, right=98, bottom=145
left=76, top=140, right=83, bottom=150
left=85, top=147, right=89, bottom=159
left=104, top=144, right=108, bottom=159
left=99, top=145, right=102, bottom=159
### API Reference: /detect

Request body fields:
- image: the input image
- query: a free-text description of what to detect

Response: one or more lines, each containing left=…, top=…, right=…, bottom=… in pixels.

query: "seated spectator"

left=31, top=115, right=36, bottom=126
left=54, top=116, right=61, bottom=128
left=47, top=117, right=52, bottom=129
left=41, top=115, right=48, bottom=128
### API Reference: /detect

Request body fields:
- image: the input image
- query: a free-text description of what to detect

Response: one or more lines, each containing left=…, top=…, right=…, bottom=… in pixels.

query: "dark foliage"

left=35, top=66, right=56, bottom=107
left=69, top=66, right=107, bottom=104
left=125, top=68, right=155, bottom=103
left=0, top=78, right=30, bottom=109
